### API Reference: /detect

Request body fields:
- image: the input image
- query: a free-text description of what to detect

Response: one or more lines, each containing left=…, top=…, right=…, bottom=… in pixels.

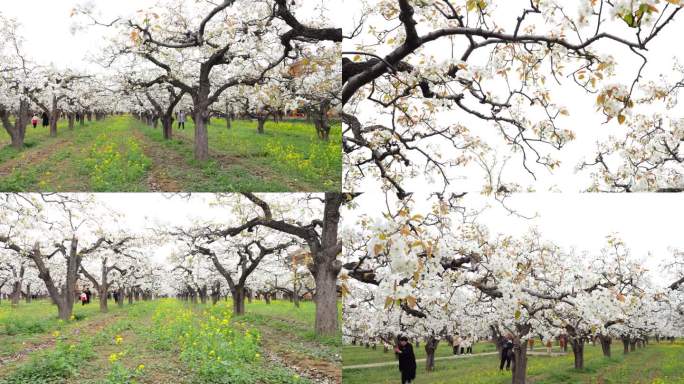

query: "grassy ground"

left=342, top=341, right=684, bottom=384
left=0, top=116, right=341, bottom=192
left=0, top=299, right=340, bottom=384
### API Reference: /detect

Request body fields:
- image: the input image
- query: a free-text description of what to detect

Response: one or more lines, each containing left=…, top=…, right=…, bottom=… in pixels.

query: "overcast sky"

left=1, top=0, right=344, bottom=73
left=344, top=192, right=684, bottom=287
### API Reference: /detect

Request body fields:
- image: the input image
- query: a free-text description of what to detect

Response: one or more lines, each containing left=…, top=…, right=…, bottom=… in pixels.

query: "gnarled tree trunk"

left=571, top=338, right=585, bottom=369
left=599, top=335, right=611, bottom=358
left=511, top=340, right=528, bottom=384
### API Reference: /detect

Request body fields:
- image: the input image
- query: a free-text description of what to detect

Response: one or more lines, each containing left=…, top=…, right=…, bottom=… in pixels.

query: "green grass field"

left=0, top=298, right=339, bottom=384
left=342, top=341, right=684, bottom=384
left=0, top=116, right=341, bottom=192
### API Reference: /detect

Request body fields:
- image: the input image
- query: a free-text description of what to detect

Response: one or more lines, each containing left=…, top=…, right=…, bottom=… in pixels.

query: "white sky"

left=1, top=1, right=156, bottom=72
left=1, top=0, right=344, bottom=73
left=90, top=193, right=227, bottom=265
left=344, top=192, right=684, bottom=287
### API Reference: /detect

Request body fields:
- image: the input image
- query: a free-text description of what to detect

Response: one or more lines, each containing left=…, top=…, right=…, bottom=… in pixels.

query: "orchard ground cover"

left=0, top=298, right=340, bottom=384
left=0, top=115, right=341, bottom=192
left=342, top=341, right=684, bottom=384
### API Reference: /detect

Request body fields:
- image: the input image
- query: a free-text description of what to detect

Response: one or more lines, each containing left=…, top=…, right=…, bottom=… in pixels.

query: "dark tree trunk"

left=622, top=337, right=630, bottom=355
left=232, top=286, right=246, bottom=315
left=117, top=287, right=124, bottom=307
left=571, top=339, right=585, bottom=369
left=313, top=101, right=331, bottom=141
left=511, top=341, right=528, bottom=384
left=192, top=94, right=210, bottom=161
left=68, top=113, right=75, bottom=130
left=310, top=193, right=344, bottom=336
left=313, top=264, right=337, bottom=335
left=49, top=96, right=59, bottom=137
left=599, top=335, right=611, bottom=358
left=99, top=288, right=108, bottom=313
left=257, top=116, right=266, bottom=134
left=1, top=100, right=29, bottom=149
left=162, top=117, right=173, bottom=140
left=199, top=285, right=207, bottom=304
left=24, top=283, right=31, bottom=303
left=11, top=279, right=21, bottom=306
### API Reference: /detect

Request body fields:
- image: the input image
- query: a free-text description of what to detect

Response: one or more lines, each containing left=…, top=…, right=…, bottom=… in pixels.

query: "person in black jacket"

left=394, top=336, right=416, bottom=384
left=499, top=334, right=514, bottom=371
left=41, top=112, right=49, bottom=128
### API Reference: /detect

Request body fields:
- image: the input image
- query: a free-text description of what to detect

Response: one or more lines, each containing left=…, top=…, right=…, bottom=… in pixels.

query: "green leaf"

left=623, top=13, right=635, bottom=27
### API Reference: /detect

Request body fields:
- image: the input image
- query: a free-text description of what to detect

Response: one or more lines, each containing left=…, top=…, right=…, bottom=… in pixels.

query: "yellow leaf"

left=618, top=114, right=626, bottom=125
left=384, top=297, right=394, bottom=309
left=406, top=296, right=417, bottom=309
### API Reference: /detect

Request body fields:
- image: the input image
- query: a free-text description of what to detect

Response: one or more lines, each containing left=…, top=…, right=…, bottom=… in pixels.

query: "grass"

left=0, top=299, right=123, bottom=358
left=0, top=117, right=151, bottom=191
left=342, top=340, right=684, bottom=384
left=0, top=115, right=341, bottom=191
left=139, top=117, right=341, bottom=191
left=0, top=121, right=63, bottom=164
left=0, top=298, right=338, bottom=384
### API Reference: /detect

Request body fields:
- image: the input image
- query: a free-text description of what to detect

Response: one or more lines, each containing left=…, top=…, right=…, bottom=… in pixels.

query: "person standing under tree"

left=41, top=111, right=49, bottom=128
left=500, top=334, right=514, bottom=371
left=394, top=336, right=416, bottom=384
left=31, top=114, right=39, bottom=128
left=178, top=110, right=186, bottom=129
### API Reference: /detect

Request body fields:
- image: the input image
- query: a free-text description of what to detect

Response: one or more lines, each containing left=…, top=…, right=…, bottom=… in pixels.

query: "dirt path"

left=0, top=311, right=124, bottom=373
left=69, top=314, right=192, bottom=384
left=251, top=318, right=341, bottom=384
left=0, top=137, right=71, bottom=177
left=343, top=351, right=568, bottom=370
left=130, top=128, right=188, bottom=192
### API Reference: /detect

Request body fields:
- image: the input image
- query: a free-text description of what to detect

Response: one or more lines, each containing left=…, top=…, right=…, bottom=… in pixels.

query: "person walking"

left=85, top=287, right=92, bottom=304
left=80, top=291, right=88, bottom=306
left=394, top=336, right=416, bottom=384
left=31, top=114, right=39, bottom=128
left=41, top=111, right=49, bottom=128
left=178, top=110, right=186, bottom=129
left=500, top=335, right=514, bottom=371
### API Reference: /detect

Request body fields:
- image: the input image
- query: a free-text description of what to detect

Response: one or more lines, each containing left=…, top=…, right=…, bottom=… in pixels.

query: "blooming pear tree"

left=0, top=194, right=137, bottom=320
left=342, top=0, right=684, bottom=196
left=168, top=221, right=297, bottom=315
left=73, top=0, right=341, bottom=161
left=204, top=192, right=352, bottom=337
left=341, top=194, right=679, bottom=384
left=0, top=13, right=33, bottom=149
left=79, top=235, right=151, bottom=313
